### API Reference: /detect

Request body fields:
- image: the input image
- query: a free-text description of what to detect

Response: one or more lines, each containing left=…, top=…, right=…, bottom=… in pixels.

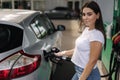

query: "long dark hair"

left=80, top=1, right=106, bottom=49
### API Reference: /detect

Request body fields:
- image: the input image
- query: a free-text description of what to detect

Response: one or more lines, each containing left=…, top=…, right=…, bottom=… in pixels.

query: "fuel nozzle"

left=44, top=47, right=71, bottom=64
left=51, top=47, right=60, bottom=53
left=43, top=47, right=61, bottom=62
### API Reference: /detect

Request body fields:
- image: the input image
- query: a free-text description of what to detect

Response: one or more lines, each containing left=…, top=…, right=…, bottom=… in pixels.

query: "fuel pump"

left=101, top=31, right=120, bottom=80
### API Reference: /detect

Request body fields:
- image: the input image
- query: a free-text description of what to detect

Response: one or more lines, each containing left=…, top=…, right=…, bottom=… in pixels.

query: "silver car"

left=0, top=9, right=65, bottom=80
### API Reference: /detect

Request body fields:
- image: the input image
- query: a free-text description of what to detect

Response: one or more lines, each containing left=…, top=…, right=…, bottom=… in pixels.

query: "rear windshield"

left=0, top=24, right=23, bottom=53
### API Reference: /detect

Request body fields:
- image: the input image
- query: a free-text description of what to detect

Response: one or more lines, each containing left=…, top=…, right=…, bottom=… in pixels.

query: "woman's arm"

left=79, top=41, right=102, bottom=80
left=55, top=49, right=74, bottom=58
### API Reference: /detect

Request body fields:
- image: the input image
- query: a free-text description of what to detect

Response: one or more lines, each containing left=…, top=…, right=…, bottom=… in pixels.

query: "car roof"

left=0, top=9, right=41, bottom=23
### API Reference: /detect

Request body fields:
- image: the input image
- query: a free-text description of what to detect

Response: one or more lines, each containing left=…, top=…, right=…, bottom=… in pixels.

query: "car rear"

left=0, top=9, right=50, bottom=80
left=0, top=22, right=43, bottom=80
left=0, top=9, right=64, bottom=80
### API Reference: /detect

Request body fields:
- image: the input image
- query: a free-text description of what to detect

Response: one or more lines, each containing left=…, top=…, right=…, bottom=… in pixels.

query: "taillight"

left=0, top=50, right=41, bottom=80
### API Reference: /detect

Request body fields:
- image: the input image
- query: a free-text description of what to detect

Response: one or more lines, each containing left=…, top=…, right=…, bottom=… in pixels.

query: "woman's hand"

left=54, top=49, right=74, bottom=57
left=54, top=51, right=66, bottom=56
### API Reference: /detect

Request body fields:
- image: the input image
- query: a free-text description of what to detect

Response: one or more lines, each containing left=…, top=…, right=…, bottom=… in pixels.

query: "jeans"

left=72, top=65, right=100, bottom=80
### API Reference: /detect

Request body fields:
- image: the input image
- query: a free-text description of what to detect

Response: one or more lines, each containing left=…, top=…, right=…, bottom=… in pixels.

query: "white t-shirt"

left=71, top=27, right=104, bottom=68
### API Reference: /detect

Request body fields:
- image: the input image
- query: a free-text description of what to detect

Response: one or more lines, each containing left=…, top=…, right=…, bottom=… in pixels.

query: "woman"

left=55, top=1, right=106, bottom=80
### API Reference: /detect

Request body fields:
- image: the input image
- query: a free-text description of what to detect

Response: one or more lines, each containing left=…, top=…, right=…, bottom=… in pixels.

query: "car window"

left=40, top=14, right=55, bottom=34
left=0, top=24, right=23, bottom=53
left=29, top=14, right=55, bottom=39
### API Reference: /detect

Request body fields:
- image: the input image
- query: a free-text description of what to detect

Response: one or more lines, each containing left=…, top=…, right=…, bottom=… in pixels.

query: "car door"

left=23, top=13, right=62, bottom=80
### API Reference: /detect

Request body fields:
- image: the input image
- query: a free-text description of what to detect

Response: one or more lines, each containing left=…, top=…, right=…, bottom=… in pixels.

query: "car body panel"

left=0, top=9, right=37, bottom=23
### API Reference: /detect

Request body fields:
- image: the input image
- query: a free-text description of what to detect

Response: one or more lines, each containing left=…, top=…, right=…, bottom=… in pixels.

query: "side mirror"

left=57, top=25, right=66, bottom=31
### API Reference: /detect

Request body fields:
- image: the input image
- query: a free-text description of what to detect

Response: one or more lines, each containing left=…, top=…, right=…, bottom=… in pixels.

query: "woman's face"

left=82, top=7, right=99, bottom=28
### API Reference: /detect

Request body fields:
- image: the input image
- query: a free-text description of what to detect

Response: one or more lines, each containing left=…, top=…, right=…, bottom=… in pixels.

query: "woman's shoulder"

left=91, top=29, right=103, bottom=36
left=89, top=29, right=104, bottom=44
left=95, top=29, right=103, bottom=36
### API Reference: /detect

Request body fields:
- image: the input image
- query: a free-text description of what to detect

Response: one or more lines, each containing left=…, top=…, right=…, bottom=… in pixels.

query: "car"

left=44, top=7, right=79, bottom=19
left=0, top=9, right=65, bottom=80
